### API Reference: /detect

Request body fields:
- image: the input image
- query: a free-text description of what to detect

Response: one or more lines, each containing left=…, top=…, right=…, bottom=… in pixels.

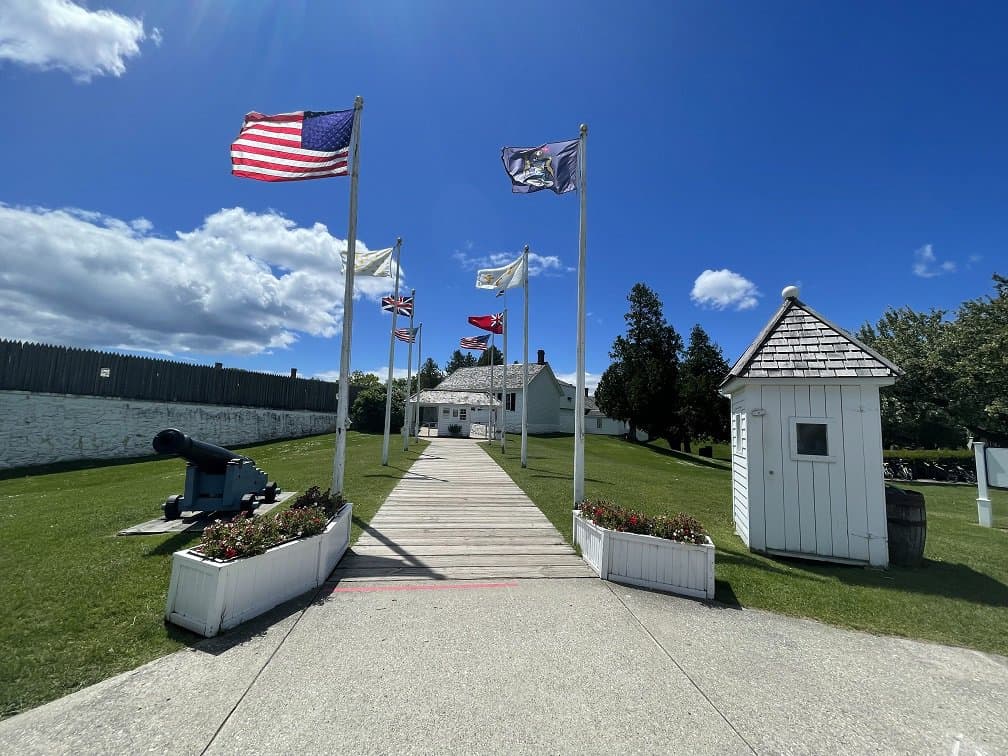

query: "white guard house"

left=720, top=286, right=902, bottom=567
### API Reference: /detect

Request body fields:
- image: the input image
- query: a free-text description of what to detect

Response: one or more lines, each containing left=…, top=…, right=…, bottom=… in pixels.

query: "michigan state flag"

left=501, top=139, right=578, bottom=194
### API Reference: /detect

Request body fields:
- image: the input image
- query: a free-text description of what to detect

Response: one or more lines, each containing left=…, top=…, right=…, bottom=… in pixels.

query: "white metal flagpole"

left=573, top=123, right=587, bottom=505
left=489, top=331, right=495, bottom=442
left=402, top=289, right=416, bottom=451
left=381, top=237, right=402, bottom=466
left=413, top=323, right=422, bottom=440
left=501, top=306, right=508, bottom=453
left=333, top=95, right=364, bottom=496
left=521, top=244, right=529, bottom=468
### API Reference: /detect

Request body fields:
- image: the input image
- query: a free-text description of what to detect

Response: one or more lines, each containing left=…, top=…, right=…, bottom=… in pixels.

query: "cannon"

left=153, top=428, right=279, bottom=520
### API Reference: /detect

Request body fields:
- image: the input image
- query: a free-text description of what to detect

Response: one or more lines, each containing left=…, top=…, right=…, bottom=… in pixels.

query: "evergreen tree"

left=475, top=345, right=504, bottom=367
left=595, top=283, right=683, bottom=444
left=679, top=324, right=731, bottom=451
left=445, top=349, right=478, bottom=374
left=416, top=357, right=444, bottom=391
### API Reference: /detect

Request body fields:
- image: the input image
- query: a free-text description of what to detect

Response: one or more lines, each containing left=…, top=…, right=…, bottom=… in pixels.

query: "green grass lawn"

left=0, top=432, right=427, bottom=719
left=489, top=433, right=1008, bottom=657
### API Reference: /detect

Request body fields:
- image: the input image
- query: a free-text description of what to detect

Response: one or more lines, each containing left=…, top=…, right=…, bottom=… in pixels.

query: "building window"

left=442, top=408, right=449, bottom=415
left=506, top=393, right=516, bottom=412
left=452, top=409, right=458, bottom=418
left=596, top=418, right=603, bottom=429
left=789, top=417, right=837, bottom=462
left=459, top=409, right=467, bottom=421
left=733, top=413, right=745, bottom=453
left=795, top=423, right=828, bottom=456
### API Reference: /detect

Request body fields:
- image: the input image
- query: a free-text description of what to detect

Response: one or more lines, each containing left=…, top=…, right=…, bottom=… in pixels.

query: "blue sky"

left=1, top=1, right=1005, bottom=390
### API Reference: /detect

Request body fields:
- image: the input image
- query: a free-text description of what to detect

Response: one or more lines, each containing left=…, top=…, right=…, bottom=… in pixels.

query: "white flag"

left=341, top=246, right=394, bottom=277
left=476, top=254, right=527, bottom=292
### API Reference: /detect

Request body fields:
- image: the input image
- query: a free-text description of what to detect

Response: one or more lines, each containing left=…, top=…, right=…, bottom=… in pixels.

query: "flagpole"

left=501, top=303, right=507, bottom=453
left=333, top=95, right=363, bottom=496
left=573, top=123, right=587, bottom=505
left=403, top=288, right=416, bottom=451
left=381, top=237, right=402, bottom=466
left=521, top=244, right=529, bottom=468
left=413, top=323, right=422, bottom=440
left=489, top=331, right=495, bottom=443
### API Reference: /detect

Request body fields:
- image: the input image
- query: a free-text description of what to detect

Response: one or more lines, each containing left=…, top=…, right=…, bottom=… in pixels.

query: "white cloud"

left=452, top=249, right=567, bottom=277
left=690, top=269, right=760, bottom=310
left=0, top=0, right=157, bottom=81
left=912, top=244, right=957, bottom=278
left=554, top=371, right=602, bottom=394
left=0, top=203, right=401, bottom=355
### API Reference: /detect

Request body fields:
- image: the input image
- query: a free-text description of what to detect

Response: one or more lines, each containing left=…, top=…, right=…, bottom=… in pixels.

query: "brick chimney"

left=537, top=349, right=545, bottom=365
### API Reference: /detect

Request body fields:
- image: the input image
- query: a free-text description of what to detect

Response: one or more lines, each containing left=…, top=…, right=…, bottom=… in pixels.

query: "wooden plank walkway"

left=328, top=438, right=592, bottom=583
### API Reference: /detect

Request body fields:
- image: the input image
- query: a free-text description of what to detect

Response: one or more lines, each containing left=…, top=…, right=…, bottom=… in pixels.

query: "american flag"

left=394, top=328, right=417, bottom=343
left=231, top=110, right=353, bottom=182
left=460, top=334, right=490, bottom=351
left=382, top=295, right=414, bottom=316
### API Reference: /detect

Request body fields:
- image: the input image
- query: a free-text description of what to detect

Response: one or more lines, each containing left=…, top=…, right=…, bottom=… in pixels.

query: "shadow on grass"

left=643, top=443, right=731, bottom=471
left=0, top=453, right=161, bottom=481
left=713, top=579, right=743, bottom=609
left=144, top=529, right=202, bottom=557
left=725, top=547, right=1008, bottom=608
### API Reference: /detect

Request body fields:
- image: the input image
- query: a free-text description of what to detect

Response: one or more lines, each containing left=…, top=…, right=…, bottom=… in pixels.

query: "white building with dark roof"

left=720, top=286, right=902, bottom=567
left=413, top=350, right=627, bottom=438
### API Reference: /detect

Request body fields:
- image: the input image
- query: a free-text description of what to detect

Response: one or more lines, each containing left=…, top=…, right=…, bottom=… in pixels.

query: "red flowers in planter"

left=199, top=485, right=346, bottom=561
left=577, top=499, right=708, bottom=545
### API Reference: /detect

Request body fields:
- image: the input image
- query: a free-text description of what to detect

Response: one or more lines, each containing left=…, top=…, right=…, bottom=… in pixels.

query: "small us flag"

left=382, top=295, right=414, bottom=316
left=231, top=110, right=353, bottom=182
left=394, top=328, right=417, bottom=343
left=460, top=334, right=490, bottom=351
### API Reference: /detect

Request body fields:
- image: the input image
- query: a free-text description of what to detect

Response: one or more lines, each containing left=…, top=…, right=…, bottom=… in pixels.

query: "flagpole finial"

left=523, top=244, right=529, bottom=252
left=397, top=236, right=402, bottom=245
left=580, top=123, right=587, bottom=135
left=354, top=95, right=364, bottom=108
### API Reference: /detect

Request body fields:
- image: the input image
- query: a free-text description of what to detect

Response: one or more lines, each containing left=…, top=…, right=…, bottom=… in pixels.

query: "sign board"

left=99, top=367, right=111, bottom=378
left=987, top=447, right=1008, bottom=489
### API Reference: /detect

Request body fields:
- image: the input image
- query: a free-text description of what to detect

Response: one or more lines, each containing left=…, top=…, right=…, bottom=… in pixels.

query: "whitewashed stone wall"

left=0, top=391, right=338, bottom=469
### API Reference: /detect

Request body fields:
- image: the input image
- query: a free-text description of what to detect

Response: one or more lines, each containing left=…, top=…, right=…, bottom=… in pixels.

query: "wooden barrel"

left=885, top=486, right=927, bottom=567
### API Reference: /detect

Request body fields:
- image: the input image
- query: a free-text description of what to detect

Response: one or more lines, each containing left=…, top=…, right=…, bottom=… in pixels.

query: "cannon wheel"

left=264, top=481, right=279, bottom=503
left=239, top=493, right=257, bottom=515
left=163, top=495, right=182, bottom=521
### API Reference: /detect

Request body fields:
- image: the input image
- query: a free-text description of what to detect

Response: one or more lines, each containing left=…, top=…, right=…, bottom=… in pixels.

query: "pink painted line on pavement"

left=327, top=581, right=519, bottom=594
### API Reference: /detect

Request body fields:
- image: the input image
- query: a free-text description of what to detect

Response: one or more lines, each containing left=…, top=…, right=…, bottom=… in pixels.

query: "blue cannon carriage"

left=153, top=429, right=279, bottom=520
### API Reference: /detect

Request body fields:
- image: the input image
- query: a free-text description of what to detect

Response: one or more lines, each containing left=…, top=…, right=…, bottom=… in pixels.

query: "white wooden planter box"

left=573, top=511, right=715, bottom=600
left=165, top=503, right=352, bottom=637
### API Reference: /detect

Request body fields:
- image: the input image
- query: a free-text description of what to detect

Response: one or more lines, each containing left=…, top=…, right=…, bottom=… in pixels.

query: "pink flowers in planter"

left=577, top=499, right=708, bottom=545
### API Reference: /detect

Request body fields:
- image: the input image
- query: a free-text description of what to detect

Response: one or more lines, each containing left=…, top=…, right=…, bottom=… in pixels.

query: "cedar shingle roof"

left=436, top=363, right=554, bottom=392
left=723, top=298, right=901, bottom=384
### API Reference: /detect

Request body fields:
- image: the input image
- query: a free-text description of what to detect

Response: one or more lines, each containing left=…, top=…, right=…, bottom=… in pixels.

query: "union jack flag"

left=394, top=327, right=417, bottom=343
left=460, top=334, right=490, bottom=351
left=382, top=295, right=414, bottom=316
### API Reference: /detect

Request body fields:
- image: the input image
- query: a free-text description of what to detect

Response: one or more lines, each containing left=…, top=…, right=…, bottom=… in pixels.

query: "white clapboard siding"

left=731, top=391, right=750, bottom=545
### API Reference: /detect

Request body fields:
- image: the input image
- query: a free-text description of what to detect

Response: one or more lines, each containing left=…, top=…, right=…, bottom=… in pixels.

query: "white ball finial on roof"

left=782, top=285, right=800, bottom=301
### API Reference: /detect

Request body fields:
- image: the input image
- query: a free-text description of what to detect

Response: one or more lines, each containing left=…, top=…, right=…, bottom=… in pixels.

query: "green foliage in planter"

left=578, top=498, right=708, bottom=545
left=447, top=423, right=462, bottom=436
left=289, top=485, right=345, bottom=519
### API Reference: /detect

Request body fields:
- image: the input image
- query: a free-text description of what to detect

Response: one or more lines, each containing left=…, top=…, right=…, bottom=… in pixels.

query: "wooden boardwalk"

left=328, top=438, right=592, bottom=583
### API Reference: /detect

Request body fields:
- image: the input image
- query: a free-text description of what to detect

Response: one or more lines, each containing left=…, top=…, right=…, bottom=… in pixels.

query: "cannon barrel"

left=152, top=428, right=250, bottom=473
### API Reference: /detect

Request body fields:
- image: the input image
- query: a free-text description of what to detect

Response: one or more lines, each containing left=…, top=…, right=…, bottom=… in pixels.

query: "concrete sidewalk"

left=2, top=444, right=1006, bottom=754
